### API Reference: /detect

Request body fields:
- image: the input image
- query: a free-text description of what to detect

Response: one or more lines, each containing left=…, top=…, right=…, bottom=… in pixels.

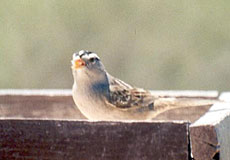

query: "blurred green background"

left=1, top=0, right=230, bottom=91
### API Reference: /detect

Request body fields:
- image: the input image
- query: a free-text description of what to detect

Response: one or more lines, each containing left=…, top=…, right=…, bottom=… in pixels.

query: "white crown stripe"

left=72, top=50, right=101, bottom=63
left=78, top=50, right=85, bottom=56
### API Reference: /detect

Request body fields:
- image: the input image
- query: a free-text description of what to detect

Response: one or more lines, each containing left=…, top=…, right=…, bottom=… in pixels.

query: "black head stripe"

left=79, top=50, right=94, bottom=58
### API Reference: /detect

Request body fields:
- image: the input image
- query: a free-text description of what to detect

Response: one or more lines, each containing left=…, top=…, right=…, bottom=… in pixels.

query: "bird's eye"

left=89, top=57, right=98, bottom=63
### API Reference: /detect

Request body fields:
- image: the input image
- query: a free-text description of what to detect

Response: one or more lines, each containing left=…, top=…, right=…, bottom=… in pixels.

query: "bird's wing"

left=106, top=74, right=218, bottom=114
left=107, top=74, right=156, bottom=111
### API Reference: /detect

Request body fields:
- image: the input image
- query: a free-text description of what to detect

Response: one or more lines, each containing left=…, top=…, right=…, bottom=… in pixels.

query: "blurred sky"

left=0, top=0, right=230, bottom=91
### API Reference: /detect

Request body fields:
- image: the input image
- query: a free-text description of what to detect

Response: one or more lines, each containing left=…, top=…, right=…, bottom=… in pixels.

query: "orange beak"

left=73, top=59, right=86, bottom=69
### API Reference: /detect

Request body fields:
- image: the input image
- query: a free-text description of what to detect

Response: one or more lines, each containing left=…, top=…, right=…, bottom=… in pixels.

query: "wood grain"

left=0, top=90, right=86, bottom=119
left=0, top=119, right=189, bottom=160
left=190, top=92, right=230, bottom=160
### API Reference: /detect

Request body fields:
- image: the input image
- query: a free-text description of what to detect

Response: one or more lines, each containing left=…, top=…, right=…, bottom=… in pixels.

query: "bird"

left=71, top=50, right=218, bottom=120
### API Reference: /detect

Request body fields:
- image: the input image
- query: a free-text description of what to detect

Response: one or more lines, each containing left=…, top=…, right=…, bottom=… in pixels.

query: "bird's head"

left=71, top=50, right=107, bottom=82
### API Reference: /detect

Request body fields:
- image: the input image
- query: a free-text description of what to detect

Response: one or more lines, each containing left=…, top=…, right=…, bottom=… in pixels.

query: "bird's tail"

left=153, top=97, right=220, bottom=116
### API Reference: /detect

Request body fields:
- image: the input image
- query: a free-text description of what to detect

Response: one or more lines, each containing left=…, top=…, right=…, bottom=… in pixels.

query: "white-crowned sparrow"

left=71, top=50, right=217, bottom=120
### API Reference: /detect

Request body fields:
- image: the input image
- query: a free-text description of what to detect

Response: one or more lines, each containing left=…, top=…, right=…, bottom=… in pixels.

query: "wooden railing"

left=0, top=90, right=229, bottom=160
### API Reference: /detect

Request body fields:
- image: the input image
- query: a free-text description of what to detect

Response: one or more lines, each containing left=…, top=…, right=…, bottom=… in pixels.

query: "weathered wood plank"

left=190, top=92, right=230, bottom=160
left=0, top=89, right=72, bottom=96
left=0, top=90, right=86, bottom=119
left=153, top=105, right=211, bottom=123
left=0, top=89, right=225, bottom=159
left=0, top=119, right=189, bottom=160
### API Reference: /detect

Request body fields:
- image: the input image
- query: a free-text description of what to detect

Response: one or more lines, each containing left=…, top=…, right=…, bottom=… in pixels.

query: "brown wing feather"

left=106, top=74, right=219, bottom=117
left=107, top=74, right=156, bottom=110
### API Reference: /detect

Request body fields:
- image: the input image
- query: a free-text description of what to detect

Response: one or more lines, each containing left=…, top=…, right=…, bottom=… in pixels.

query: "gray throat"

left=73, top=70, right=110, bottom=100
